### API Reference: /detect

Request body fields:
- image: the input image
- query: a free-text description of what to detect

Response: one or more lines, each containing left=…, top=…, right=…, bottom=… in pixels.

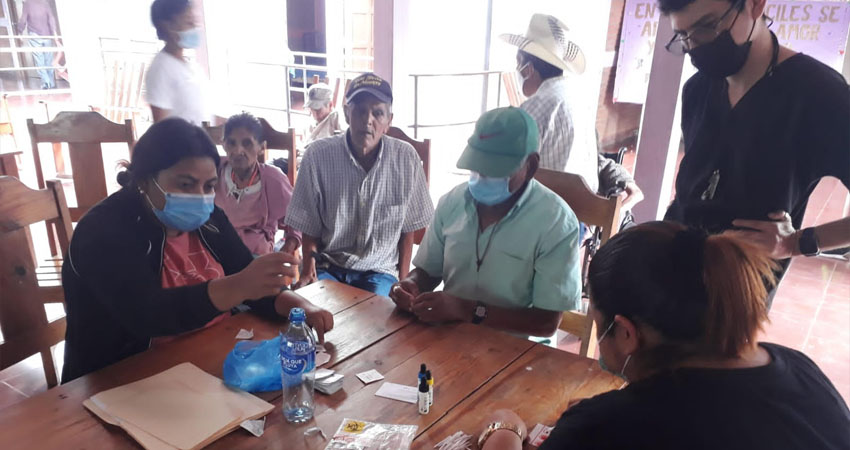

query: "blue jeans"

left=28, top=34, right=55, bottom=88
left=317, top=265, right=398, bottom=296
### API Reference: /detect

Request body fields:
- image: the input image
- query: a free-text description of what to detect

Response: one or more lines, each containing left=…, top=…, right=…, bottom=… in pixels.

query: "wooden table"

left=0, top=280, right=621, bottom=449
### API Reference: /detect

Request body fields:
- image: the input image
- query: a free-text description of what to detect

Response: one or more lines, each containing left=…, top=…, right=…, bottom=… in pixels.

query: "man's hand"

left=389, top=278, right=421, bottom=312
left=729, top=211, right=798, bottom=259
left=619, top=181, right=644, bottom=211
left=411, top=291, right=471, bottom=323
left=294, top=258, right=318, bottom=289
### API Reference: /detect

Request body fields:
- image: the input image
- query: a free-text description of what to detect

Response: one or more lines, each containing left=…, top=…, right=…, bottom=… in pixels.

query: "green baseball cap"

left=457, top=107, right=539, bottom=178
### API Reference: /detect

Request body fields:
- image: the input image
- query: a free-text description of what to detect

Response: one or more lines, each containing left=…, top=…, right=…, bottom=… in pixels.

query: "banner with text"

left=614, top=0, right=850, bottom=104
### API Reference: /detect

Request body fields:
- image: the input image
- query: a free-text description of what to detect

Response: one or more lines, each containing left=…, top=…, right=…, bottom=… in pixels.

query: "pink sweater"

left=215, top=161, right=301, bottom=255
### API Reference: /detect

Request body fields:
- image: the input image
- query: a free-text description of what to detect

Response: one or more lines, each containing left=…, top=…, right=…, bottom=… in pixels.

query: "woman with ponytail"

left=61, top=118, right=332, bottom=383
left=476, top=221, right=849, bottom=450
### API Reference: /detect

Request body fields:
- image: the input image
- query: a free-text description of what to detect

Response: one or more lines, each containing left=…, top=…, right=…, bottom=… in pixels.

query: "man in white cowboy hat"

left=502, top=14, right=643, bottom=209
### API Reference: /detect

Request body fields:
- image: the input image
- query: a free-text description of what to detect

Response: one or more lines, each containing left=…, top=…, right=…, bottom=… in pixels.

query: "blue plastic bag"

left=223, top=335, right=282, bottom=392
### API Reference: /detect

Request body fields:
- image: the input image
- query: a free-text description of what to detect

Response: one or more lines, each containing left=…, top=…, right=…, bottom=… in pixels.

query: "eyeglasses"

left=665, top=0, right=742, bottom=55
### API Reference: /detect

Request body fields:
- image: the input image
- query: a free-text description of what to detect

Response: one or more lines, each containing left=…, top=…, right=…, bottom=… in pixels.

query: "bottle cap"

left=288, top=307, right=306, bottom=323
left=419, top=378, right=429, bottom=393
left=426, top=370, right=432, bottom=380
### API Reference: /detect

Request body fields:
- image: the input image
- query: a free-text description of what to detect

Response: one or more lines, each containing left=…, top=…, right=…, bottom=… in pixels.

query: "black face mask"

left=688, top=29, right=753, bottom=78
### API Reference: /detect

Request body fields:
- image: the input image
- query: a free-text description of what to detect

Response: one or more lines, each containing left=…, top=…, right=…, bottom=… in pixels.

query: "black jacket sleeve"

left=204, top=208, right=281, bottom=320
left=66, top=210, right=223, bottom=340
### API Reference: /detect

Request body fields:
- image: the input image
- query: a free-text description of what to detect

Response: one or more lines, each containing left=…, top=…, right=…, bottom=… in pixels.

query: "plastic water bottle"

left=280, top=308, right=316, bottom=423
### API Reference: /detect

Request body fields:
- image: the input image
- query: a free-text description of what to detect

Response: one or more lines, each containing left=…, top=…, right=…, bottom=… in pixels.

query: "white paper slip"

left=319, top=373, right=344, bottom=385
left=356, top=369, right=385, bottom=385
left=315, top=368, right=335, bottom=380
left=235, top=328, right=254, bottom=340
left=316, top=351, right=331, bottom=367
left=529, top=423, right=553, bottom=447
left=374, top=382, right=418, bottom=404
left=240, top=417, right=266, bottom=437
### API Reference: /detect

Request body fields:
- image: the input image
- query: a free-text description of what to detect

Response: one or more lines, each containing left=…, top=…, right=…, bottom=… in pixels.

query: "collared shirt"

left=413, top=179, right=582, bottom=312
left=521, top=77, right=599, bottom=193
left=306, top=110, right=344, bottom=146
left=285, top=132, right=434, bottom=276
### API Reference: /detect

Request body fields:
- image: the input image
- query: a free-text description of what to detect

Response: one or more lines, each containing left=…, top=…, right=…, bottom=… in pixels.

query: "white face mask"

left=516, top=62, right=530, bottom=85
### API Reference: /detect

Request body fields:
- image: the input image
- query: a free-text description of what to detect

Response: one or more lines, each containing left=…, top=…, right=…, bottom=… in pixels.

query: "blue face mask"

left=468, top=172, right=513, bottom=206
left=146, top=179, right=215, bottom=232
left=177, top=28, right=201, bottom=49
left=596, top=320, right=632, bottom=381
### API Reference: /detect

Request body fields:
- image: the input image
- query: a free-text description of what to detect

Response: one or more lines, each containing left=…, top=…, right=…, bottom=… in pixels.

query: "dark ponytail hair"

left=588, top=221, right=775, bottom=369
left=117, top=118, right=219, bottom=189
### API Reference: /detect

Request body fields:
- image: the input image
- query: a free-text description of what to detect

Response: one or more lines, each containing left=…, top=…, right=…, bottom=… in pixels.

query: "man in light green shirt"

left=389, top=107, right=581, bottom=338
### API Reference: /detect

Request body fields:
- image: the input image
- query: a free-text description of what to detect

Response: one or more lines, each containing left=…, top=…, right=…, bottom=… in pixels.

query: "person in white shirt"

left=501, top=14, right=643, bottom=210
left=145, top=0, right=209, bottom=125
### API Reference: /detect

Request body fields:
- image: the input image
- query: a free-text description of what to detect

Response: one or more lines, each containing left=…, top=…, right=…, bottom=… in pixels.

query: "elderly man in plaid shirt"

left=286, top=73, right=434, bottom=296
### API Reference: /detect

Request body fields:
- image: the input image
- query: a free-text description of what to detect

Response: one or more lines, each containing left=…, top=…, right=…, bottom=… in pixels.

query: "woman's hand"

left=275, top=291, right=334, bottom=343
left=236, top=251, right=300, bottom=298
left=479, top=409, right=527, bottom=450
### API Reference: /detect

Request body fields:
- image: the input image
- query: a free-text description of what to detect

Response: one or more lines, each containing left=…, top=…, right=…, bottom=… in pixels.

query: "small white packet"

left=356, top=369, right=385, bottom=384
left=235, top=328, right=254, bottom=340
left=240, top=417, right=266, bottom=437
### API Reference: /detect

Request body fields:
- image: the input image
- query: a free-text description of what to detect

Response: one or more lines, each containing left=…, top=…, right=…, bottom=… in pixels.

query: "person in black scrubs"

left=661, top=0, right=850, bottom=278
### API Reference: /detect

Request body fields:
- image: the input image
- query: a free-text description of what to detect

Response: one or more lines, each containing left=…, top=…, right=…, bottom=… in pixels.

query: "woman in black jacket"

left=61, top=118, right=333, bottom=383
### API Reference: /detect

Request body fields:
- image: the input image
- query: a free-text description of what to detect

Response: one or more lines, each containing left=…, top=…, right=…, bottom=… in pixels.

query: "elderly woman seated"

left=475, top=221, right=850, bottom=450
left=214, top=113, right=300, bottom=256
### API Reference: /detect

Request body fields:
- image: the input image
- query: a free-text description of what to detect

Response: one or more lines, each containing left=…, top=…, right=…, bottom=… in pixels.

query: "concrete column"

left=630, top=13, right=686, bottom=223
left=373, top=0, right=393, bottom=83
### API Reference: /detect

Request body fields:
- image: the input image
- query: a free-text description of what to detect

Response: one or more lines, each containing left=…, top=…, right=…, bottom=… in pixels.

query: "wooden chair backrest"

left=386, top=126, right=431, bottom=185
left=0, top=94, right=15, bottom=142
left=27, top=112, right=135, bottom=223
left=385, top=126, right=431, bottom=250
left=501, top=72, right=522, bottom=107
left=202, top=118, right=298, bottom=188
left=534, top=168, right=623, bottom=358
left=0, top=176, right=72, bottom=388
left=93, top=59, right=149, bottom=124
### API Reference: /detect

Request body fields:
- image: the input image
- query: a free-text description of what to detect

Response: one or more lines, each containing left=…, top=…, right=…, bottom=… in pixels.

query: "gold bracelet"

left=478, top=422, right=523, bottom=448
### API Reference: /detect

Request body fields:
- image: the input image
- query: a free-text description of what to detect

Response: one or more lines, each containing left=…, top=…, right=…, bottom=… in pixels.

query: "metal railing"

left=409, top=70, right=509, bottom=138
left=229, top=51, right=373, bottom=127
left=0, top=34, right=70, bottom=95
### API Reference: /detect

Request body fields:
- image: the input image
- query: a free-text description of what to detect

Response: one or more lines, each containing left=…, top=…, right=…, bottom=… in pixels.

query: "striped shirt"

left=285, top=132, right=434, bottom=276
left=521, top=77, right=599, bottom=193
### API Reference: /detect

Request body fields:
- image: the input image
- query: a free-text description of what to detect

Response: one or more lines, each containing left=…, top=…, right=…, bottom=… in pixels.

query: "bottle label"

left=282, top=340, right=315, bottom=375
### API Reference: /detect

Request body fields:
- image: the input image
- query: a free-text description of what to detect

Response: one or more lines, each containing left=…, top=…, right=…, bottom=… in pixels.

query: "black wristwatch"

left=471, top=302, right=487, bottom=325
left=799, top=227, right=820, bottom=257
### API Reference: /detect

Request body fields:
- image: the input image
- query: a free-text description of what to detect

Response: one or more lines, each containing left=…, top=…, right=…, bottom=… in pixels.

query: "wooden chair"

left=0, top=176, right=73, bottom=388
left=534, top=168, right=623, bottom=358
left=0, top=94, right=23, bottom=178
left=501, top=72, right=522, bottom=107
left=202, top=118, right=298, bottom=188
left=27, top=112, right=135, bottom=256
left=90, top=59, right=149, bottom=127
left=385, top=126, right=431, bottom=279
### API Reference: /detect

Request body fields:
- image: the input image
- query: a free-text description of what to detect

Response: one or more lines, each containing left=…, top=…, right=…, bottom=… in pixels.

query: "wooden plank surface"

left=0, top=281, right=621, bottom=450
left=0, top=282, right=380, bottom=450
left=415, top=344, right=624, bottom=449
